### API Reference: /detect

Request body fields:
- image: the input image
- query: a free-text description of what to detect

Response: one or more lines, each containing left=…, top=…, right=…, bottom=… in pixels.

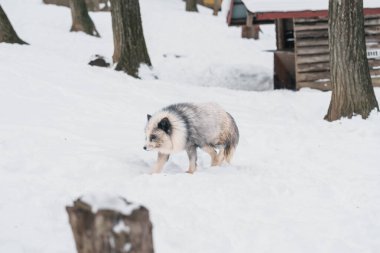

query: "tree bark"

left=66, top=197, right=154, bottom=253
left=70, top=0, right=100, bottom=37
left=186, top=0, right=198, bottom=12
left=85, top=0, right=98, bottom=11
left=325, top=0, right=379, bottom=121
left=110, top=0, right=151, bottom=78
left=0, top=5, right=27, bottom=44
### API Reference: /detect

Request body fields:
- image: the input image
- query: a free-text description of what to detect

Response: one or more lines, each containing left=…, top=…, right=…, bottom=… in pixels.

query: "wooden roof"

left=241, top=0, right=380, bottom=12
left=227, top=0, right=380, bottom=25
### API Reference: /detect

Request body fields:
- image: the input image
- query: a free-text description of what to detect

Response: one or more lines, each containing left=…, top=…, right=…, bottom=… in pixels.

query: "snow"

left=240, top=0, right=380, bottom=12
left=0, top=0, right=380, bottom=253
left=113, top=221, right=131, bottom=234
left=81, top=194, right=140, bottom=215
left=124, top=243, right=132, bottom=252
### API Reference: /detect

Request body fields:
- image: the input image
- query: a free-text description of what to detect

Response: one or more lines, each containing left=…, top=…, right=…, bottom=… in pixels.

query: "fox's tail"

left=224, top=113, right=239, bottom=163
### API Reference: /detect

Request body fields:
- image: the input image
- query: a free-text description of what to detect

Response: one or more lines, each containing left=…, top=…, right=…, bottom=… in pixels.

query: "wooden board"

left=293, top=15, right=380, bottom=90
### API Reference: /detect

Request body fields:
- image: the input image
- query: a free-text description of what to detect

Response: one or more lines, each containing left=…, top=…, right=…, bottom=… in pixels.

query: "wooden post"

left=66, top=196, right=154, bottom=253
left=213, top=0, right=221, bottom=16
left=241, top=12, right=260, bottom=40
left=275, top=19, right=285, bottom=50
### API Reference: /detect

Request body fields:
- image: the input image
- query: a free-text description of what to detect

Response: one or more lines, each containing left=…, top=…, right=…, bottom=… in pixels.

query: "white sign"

left=367, top=49, right=380, bottom=59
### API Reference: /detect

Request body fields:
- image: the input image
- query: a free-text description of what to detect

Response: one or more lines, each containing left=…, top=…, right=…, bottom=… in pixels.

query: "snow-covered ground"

left=0, top=0, right=380, bottom=253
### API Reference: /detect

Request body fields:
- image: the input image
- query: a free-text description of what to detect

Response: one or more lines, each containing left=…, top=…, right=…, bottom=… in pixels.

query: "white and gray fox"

left=144, top=103, right=239, bottom=173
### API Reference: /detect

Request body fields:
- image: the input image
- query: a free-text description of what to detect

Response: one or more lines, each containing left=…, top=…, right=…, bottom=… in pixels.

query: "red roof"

left=254, top=8, right=380, bottom=22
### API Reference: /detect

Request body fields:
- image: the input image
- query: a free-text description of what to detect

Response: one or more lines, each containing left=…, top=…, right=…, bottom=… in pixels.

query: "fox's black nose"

left=143, top=146, right=147, bottom=150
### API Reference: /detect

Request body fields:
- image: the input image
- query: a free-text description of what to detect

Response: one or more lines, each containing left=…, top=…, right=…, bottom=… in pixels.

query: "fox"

left=143, top=103, right=239, bottom=174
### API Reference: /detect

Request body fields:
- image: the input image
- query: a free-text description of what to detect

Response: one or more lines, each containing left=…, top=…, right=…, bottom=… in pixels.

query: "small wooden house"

left=226, top=0, right=380, bottom=90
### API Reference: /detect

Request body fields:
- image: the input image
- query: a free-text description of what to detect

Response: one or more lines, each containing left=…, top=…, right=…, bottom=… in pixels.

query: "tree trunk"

left=325, top=0, right=379, bottom=121
left=85, top=0, right=98, bottom=11
left=66, top=197, right=154, bottom=253
left=70, top=0, right=100, bottom=37
left=186, top=0, right=198, bottom=12
left=0, top=5, right=27, bottom=44
left=110, top=0, right=151, bottom=78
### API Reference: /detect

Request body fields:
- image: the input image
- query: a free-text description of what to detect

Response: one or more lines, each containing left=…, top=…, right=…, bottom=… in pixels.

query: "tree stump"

left=0, top=5, right=28, bottom=44
left=66, top=195, right=154, bottom=253
left=69, top=0, right=100, bottom=37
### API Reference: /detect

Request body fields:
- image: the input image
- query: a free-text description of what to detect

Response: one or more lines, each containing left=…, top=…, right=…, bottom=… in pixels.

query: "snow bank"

left=81, top=194, right=140, bottom=215
left=139, top=0, right=275, bottom=91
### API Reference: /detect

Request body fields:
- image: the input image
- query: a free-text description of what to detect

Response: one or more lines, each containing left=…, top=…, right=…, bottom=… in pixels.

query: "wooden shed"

left=226, top=0, right=380, bottom=90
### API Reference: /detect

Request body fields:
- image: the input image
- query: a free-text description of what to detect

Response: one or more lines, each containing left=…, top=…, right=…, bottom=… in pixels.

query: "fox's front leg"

left=151, top=152, right=169, bottom=174
left=186, top=146, right=197, bottom=174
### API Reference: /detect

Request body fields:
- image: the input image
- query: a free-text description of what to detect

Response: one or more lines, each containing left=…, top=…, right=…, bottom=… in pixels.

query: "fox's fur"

left=144, top=103, right=239, bottom=173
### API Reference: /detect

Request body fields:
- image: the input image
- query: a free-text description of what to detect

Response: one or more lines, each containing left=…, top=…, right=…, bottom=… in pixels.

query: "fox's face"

left=144, top=115, right=173, bottom=153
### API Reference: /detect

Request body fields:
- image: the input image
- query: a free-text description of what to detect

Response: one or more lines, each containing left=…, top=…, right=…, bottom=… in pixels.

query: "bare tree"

left=186, top=0, right=198, bottom=12
left=325, top=0, right=379, bottom=121
left=69, top=0, right=100, bottom=37
left=0, top=5, right=27, bottom=44
left=110, top=0, right=151, bottom=77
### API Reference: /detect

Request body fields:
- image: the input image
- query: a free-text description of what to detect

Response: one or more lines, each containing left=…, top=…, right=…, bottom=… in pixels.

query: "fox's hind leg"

left=224, top=146, right=235, bottom=163
left=202, top=145, right=218, bottom=166
left=214, top=147, right=225, bottom=166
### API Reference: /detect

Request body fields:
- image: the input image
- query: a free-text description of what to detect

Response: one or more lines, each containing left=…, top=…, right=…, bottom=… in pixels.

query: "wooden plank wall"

left=293, top=15, right=380, bottom=90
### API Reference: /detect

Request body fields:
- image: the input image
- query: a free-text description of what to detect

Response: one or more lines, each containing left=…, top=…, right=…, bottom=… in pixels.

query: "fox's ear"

left=158, top=117, right=172, bottom=134
left=147, top=114, right=152, bottom=121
